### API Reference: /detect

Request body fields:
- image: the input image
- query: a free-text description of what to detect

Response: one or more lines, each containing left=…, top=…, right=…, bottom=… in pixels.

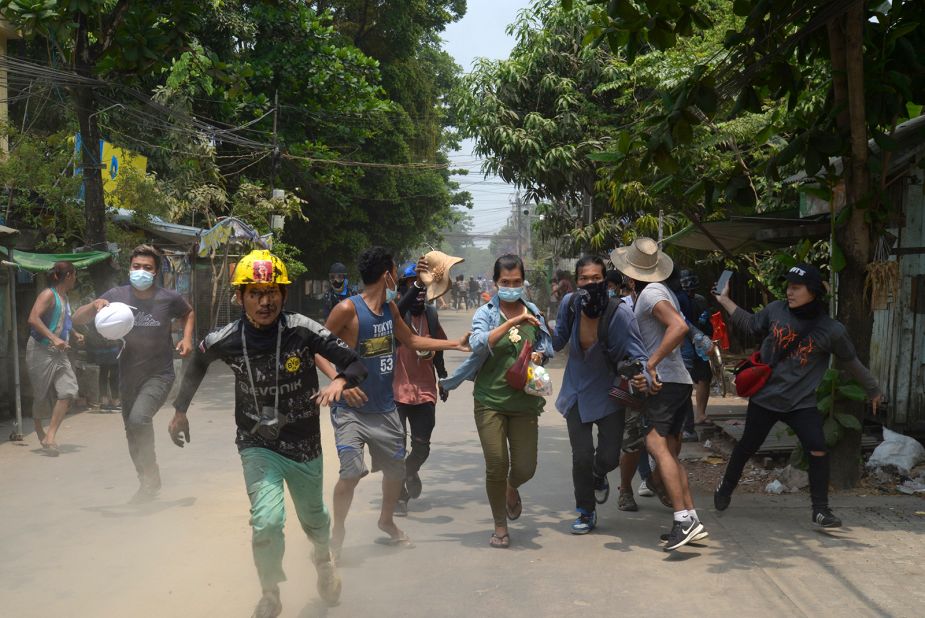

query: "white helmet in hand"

left=95, top=302, right=135, bottom=340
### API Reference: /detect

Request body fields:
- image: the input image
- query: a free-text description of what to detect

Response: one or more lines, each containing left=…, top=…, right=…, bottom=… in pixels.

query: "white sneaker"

left=638, top=480, right=655, bottom=497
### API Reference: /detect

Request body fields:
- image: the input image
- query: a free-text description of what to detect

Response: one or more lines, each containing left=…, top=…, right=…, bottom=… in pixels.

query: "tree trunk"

left=830, top=1, right=872, bottom=490
left=73, top=13, right=110, bottom=293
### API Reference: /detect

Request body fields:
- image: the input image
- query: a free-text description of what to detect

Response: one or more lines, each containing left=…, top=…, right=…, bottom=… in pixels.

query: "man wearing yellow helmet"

left=169, top=249, right=368, bottom=617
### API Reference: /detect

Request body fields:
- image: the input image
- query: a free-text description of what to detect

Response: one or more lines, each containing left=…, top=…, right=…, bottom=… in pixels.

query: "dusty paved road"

left=2, top=308, right=924, bottom=617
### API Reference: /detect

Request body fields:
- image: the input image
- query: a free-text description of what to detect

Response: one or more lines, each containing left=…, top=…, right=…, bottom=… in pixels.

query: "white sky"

left=442, top=0, right=532, bottom=235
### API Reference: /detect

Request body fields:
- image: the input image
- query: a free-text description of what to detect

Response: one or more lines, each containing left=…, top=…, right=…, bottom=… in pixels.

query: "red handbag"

left=505, top=339, right=533, bottom=391
left=732, top=351, right=772, bottom=397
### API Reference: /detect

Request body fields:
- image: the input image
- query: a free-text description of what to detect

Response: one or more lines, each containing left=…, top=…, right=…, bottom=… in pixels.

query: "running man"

left=73, top=244, right=194, bottom=502
left=316, top=247, right=469, bottom=553
left=168, top=250, right=363, bottom=616
left=552, top=256, right=649, bottom=534
left=393, top=262, right=449, bottom=515
left=611, top=238, right=707, bottom=551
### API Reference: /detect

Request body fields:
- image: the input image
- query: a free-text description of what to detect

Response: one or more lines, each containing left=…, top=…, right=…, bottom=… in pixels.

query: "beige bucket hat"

left=419, top=250, right=465, bottom=301
left=609, top=237, right=674, bottom=283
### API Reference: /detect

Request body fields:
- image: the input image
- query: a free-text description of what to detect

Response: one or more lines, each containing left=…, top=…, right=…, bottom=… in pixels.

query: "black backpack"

left=566, top=293, right=623, bottom=372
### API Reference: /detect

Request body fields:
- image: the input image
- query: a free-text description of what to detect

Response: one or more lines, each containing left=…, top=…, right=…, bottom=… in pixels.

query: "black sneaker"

left=812, top=508, right=842, bottom=528
left=714, top=485, right=731, bottom=511
left=663, top=518, right=704, bottom=551
left=661, top=527, right=709, bottom=543
left=406, top=471, right=422, bottom=499
left=593, top=474, right=610, bottom=504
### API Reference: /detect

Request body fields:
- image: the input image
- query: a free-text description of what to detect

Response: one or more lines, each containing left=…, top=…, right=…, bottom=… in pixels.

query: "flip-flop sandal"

left=506, top=490, right=522, bottom=521
left=41, top=443, right=60, bottom=457
left=489, top=533, right=510, bottom=548
left=374, top=534, right=415, bottom=549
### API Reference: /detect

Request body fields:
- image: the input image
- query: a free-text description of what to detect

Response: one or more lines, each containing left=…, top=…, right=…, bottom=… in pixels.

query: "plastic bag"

left=524, top=362, right=553, bottom=397
left=867, top=427, right=925, bottom=476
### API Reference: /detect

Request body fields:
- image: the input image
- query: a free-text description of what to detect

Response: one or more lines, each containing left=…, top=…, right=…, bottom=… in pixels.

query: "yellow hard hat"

left=231, top=249, right=292, bottom=286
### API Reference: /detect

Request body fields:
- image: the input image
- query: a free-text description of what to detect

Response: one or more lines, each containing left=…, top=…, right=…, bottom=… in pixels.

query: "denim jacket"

left=439, top=294, right=554, bottom=391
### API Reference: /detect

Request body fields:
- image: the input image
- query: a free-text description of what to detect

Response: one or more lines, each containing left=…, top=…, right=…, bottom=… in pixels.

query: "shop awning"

left=112, top=208, right=202, bottom=246
left=662, top=215, right=830, bottom=253
left=0, top=247, right=113, bottom=272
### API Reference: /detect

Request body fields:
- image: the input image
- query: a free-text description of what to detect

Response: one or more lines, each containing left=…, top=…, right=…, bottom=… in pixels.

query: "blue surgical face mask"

left=498, top=286, right=524, bottom=302
left=129, top=269, right=155, bottom=291
left=607, top=288, right=617, bottom=299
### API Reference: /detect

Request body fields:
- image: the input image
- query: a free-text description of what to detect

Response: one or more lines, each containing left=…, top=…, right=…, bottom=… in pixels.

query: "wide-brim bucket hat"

left=609, top=237, right=674, bottom=283
left=419, top=250, right=464, bottom=301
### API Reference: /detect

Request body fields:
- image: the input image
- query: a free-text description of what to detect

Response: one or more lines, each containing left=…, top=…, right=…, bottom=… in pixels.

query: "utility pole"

left=514, top=194, right=523, bottom=256
left=270, top=90, right=279, bottom=195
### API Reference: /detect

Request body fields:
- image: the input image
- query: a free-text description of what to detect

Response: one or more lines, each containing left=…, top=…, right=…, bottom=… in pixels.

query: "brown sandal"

left=506, top=489, right=522, bottom=520
left=489, top=533, right=510, bottom=548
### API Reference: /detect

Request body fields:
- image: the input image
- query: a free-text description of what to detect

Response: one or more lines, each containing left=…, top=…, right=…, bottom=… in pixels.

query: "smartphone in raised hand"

left=715, top=270, right=734, bottom=296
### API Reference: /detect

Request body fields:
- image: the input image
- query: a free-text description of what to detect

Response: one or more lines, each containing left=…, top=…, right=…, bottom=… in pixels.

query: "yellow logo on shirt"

left=285, top=355, right=301, bottom=373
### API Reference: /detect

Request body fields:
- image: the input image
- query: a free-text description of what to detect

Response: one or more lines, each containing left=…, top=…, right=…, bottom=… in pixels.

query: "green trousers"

left=240, top=447, right=330, bottom=592
left=474, top=402, right=539, bottom=528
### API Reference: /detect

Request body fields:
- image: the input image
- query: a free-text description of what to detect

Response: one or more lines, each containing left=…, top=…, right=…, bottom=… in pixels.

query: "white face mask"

left=385, top=273, right=398, bottom=303
left=129, top=270, right=155, bottom=291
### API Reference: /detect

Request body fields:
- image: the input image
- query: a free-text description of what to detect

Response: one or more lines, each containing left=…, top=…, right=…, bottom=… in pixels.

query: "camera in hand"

left=609, top=358, right=647, bottom=410
left=617, top=358, right=644, bottom=379
left=253, top=405, right=289, bottom=441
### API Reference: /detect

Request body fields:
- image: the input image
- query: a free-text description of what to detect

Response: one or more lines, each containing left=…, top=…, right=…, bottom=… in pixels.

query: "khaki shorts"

left=621, top=407, right=645, bottom=454
left=331, top=408, right=406, bottom=481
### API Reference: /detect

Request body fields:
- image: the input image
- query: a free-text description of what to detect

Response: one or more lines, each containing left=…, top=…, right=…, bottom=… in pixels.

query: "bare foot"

left=330, top=524, right=345, bottom=556
left=377, top=520, right=412, bottom=546
left=35, top=426, right=46, bottom=444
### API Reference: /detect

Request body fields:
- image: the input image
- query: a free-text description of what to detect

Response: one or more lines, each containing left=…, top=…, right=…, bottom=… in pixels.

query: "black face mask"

left=579, top=281, right=609, bottom=318
left=330, top=276, right=346, bottom=292
left=410, top=290, right=427, bottom=316
left=789, top=298, right=826, bottom=320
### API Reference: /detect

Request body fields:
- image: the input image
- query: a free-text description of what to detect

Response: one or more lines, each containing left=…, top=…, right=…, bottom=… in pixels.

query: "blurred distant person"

left=321, top=262, right=351, bottom=321
left=468, top=276, right=481, bottom=308
left=680, top=269, right=714, bottom=425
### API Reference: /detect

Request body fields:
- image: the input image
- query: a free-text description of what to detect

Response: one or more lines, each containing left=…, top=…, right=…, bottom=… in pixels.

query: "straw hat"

left=418, top=250, right=464, bottom=301
left=609, top=237, right=674, bottom=283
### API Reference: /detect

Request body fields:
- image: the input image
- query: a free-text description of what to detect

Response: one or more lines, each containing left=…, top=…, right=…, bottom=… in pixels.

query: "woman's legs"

left=783, top=408, right=830, bottom=511
left=474, top=404, right=511, bottom=533
left=718, top=400, right=779, bottom=496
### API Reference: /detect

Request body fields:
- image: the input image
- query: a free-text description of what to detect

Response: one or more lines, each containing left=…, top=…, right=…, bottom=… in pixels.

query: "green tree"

left=0, top=0, right=205, bottom=257
left=570, top=0, right=925, bottom=487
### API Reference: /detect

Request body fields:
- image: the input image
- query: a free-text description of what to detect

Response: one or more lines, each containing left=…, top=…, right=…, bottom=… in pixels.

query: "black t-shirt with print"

left=173, top=312, right=367, bottom=462
left=101, top=285, right=191, bottom=393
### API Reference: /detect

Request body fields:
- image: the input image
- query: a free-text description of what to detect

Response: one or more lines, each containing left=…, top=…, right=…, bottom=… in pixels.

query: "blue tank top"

left=336, top=295, right=396, bottom=414
left=30, top=289, right=72, bottom=345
